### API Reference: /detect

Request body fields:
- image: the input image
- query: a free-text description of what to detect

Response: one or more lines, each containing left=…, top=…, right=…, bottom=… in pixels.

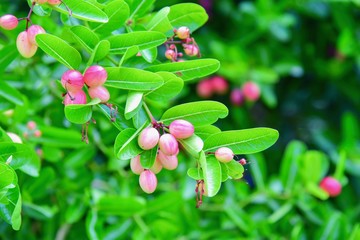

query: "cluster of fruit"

left=230, top=81, right=261, bottom=106
left=61, top=66, right=110, bottom=105
left=165, top=26, right=200, bottom=62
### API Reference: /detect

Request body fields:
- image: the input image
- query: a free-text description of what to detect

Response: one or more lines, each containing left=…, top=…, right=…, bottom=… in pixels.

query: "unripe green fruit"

left=27, top=25, right=46, bottom=46
left=159, top=133, right=178, bottom=155
left=176, top=26, right=190, bottom=39
left=169, top=119, right=194, bottom=139
left=83, top=65, right=108, bottom=87
left=88, top=86, right=110, bottom=103
left=215, top=147, right=234, bottom=163
left=138, top=127, right=160, bottom=150
left=130, top=155, right=144, bottom=175
left=139, top=170, right=157, bottom=194
left=0, top=14, right=18, bottom=30
left=16, top=31, right=38, bottom=58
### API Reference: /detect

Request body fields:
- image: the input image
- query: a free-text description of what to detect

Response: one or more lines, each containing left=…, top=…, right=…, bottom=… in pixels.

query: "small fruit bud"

left=130, top=155, right=144, bottom=175
left=211, top=76, right=228, bottom=95
left=47, top=0, right=61, bottom=5
left=83, top=65, right=108, bottom=87
left=183, top=44, right=199, bottom=57
left=0, top=14, right=18, bottom=30
left=16, top=31, right=38, bottom=58
left=27, top=25, right=46, bottom=46
left=34, top=130, right=42, bottom=138
left=169, top=119, right=194, bottom=139
left=63, top=90, right=87, bottom=105
left=159, top=133, right=178, bottom=155
left=215, top=147, right=234, bottom=163
left=239, top=158, right=247, bottom=165
left=157, top=151, right=178, bottom=170
left=61, top=70, right=84, bottom=92
left=242, top=81, right=260, bottom=101
left=139, top=170, right=157, bottom=194
left=138, top=127, right=160, bottom=150
left=165, top=49, right=176, bottom=61
left=197, top=79, right=213, bottom=98
left=88, top=86, right=110, bottom=103
left=320, top=176, right=342, bottom=197
left=150, top=158, right=163, bottom=174
left=27, top=121, right=37, bottom=130
left=176, top=26, right=190, bottom=39
left=230, top=88, right=245, bottom=106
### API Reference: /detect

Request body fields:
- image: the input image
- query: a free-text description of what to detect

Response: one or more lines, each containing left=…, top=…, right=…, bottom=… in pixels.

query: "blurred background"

left=0, top=0, right=360, bottom=239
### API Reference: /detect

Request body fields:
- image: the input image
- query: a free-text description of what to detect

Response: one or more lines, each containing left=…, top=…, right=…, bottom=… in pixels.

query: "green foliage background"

left=1, top=0, right=360, bottom=239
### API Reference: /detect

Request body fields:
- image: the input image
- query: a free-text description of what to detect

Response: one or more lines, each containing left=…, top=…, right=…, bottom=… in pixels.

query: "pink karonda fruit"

left=16, top=31, right=38, bottom=58
left=139, top=170, right=157, bottom=194
left=169, top=119, right=194, bottom=139
left=61, top=70, right=84, bottom=92
left=215, top=147, right=234, bottom=163
left=176, top=26, right=190, bottom=39
left=159, top=133, right=178, bottom=156
left=320, top=176, right=342, bottom=197
left=138, top=127, right=160, bottom=150
left=83, top=65, right=108, bottom=87
left=27, top=25, right=46, bottom=45
left=63, top=90, right=87, bottom=105
left=88, top=86, right=110, bottom=103
left=130, top=155, right=144, bottom=175
left=0, top=14, right=18, bottom=30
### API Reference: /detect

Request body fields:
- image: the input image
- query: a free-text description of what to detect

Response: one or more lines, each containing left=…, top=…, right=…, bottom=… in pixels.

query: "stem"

left=142, top=102, right=157, bottom=124
left=25, top=2, right=36, bottom=30
left=166, top=40, right=183, bottom=44
left=106, top=56, right=119, bottom=66
left=133, top=215, right=149, bottom=233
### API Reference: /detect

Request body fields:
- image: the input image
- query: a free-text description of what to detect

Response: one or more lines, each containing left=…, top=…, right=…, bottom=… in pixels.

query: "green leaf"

left=280, top=140, right=307, bottom=193
left=108, top=31, right=166, bottom=54
left=145, top=59, right=220, bottom=81
left=96, top=195, right=146, bottom=216
left=146, top=7, right=173, bottom=34
left=105, top=67, right=164, bottom=91
left=178, top=134, right=204, bottom=158
left=22, top=203, right=57, bottom=220
left=119, top=46, right=139, bottom=66
left=140, top=146, right=158, bottom=169
left=52, top=0, right=109, bottom=23
left=70, top=25, right=99, bottom=52
left=161, top=101, right=228, bottom=126
left=299, top=150, right=329, bottom=184
left=0, top=44, right=18, bottom=76
left=168, top=3, right=208, bottom=32
left=125, top=92, right=143, bottom=120
left=195, top=125, right=221, bottom=141
left=126, top=0, right=155, bottom=18
left=0, top=185, right=21, bottom=230
left=140, top=47, right=158, bottom=63
left=250, top=67, right=279, bottom=84
left=97, top=104, right=133, bottom=131
left=225, top=160, right=244, bottom=179
left=204, top=128, right=279, bottom=154
left=88, top=40, right=110, bottom=65
left=36, top=33, right=82, bottom=70
left=220, top=163, right=229, bottom=182
left=114, top=127, right=144, bottom=160
left=0, top=143, right=40, bottom=177
left=145, top=72, right=183, bottom=101
left=132, top=106, right=149, bottom=129
left=187, top=167, right=203, bottom=180
left=0, top=162, right=16, bottom=189
left=199, top=152, right=221, bottom=197
left=0, top=82, right=24, bottom=106
left=90, top=0, right=130, bottom=34
left=64, top=98, right=101, bottom=124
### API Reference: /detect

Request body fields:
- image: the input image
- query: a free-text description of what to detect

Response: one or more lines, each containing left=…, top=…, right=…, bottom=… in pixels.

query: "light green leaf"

left=145, top=59, right=220, bottom=81
left=114, top=127, right=145, bottom=160
left=126, top=0, right=155, bottom=18
left=0, top=44, right=18, bottom=76
left=225, top=160, right=244, bottom=179
left=195, top=125, right=221, bottom=141
left=36, top=33, right=82, bottom=69
left=187, top=167, right=203, bottom=180
left=119, top=46, right=139, bottom=66
left=204, top=128, right=279, bottom=154
left=220, top=163, right=229, bottom=182
left=105, top=67, right=164, bottom=91
left=199, top=152, right=221, bottom=197
left=96, top=195, right=146, bottom=216
left=178, top=134, right=204, bottom=158
left=125, top=92, right=143, bottom=120
left=146, top=7, right=173, bottom=34
left=0, top=82, right=24, bottom=106
left=168, top=3, right=208, bottom=32
left=145, top=72, right=183, bottom=101
left=70, top=25, right=99, bottom=52
left=161, top=101, right=228, bottom=126
left=299, top=150, right=329, bottom=184
left=90, top=0, right=130, bottom=34
left=88, top=40, right=110, bottom=65
left=64, top=98, right=101, bottom=124
left=0, top=162, right=16, bottom=189
left=52, top=0, right=108, bottom=23
left=140, top=146, right=158, bottom=169
left=140, top=47, right=158, bottom=63
left=0, top=185, right=21, bottom=230
left=108, top=31, right=166, bottom=54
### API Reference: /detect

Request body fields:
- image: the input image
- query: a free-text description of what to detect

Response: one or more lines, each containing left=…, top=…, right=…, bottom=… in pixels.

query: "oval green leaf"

left=204, top=128, right=279, bottom=154
left=178, top=134, right=204, bottom=158
left=114, top=127, right=144, bottom=160
left=36, top=33, right=82, bottom=70
left=70, top=25, right=99, bottom=52
left=96, top=195, right=146, bottom=216
left=125, top=92, right=143, bottom=120
left=225, top=160, right=244, bottom=179
left=199, top=152, right=221, bottom=197
left=145, top=72, right=183, bottom=101
left=88, top=40, right=110, bottom=65
left=64, top=98, right=101, bottom=124
left=161, top=101, right=228, bottom=126
left=168, top=3, right=208, bottom=32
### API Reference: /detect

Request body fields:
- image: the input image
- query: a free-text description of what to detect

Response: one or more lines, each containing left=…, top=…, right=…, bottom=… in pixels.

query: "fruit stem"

left=143, top=102, right=157, bottom=124
left=25, top=1, right=36, bottom=30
